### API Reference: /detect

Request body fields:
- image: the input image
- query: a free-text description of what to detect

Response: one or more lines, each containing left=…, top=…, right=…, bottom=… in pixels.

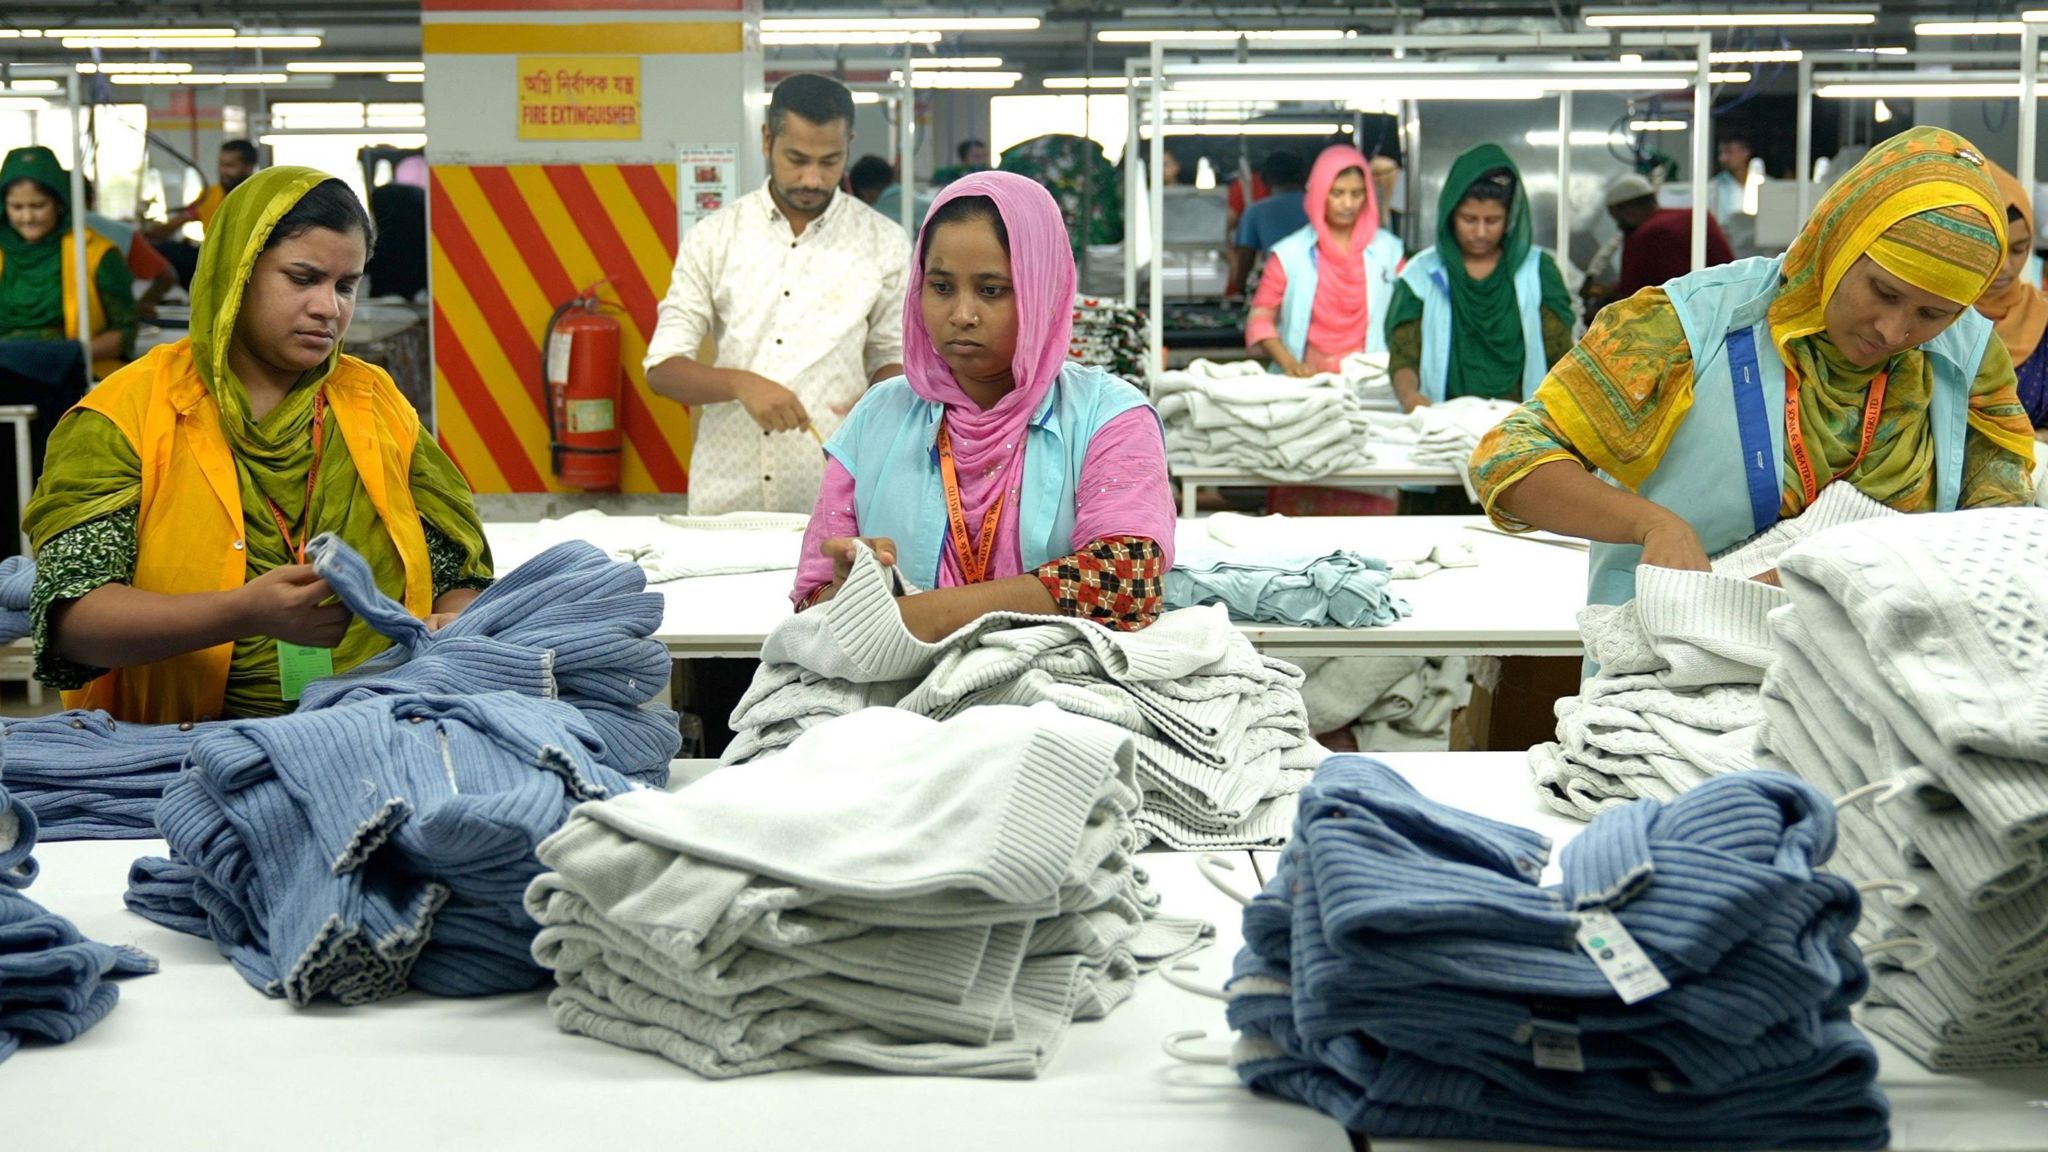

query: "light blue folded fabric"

left=0, top=555, right=33, bottom=644
left=1226, top=756, right=1890, bottom=1151
left=1163, top=542, right=1411, bottom=629
left=1, top=712, right=201, bottom=840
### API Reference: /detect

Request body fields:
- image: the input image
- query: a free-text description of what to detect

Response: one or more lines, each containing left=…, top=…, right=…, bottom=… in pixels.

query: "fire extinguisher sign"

left=567, top=398, right=615, bottom=433
left=677, top=144, right=739, bottom=244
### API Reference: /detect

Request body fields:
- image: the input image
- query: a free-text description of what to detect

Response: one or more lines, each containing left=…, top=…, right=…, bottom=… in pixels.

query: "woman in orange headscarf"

left=1976, top=160, right=2048, bottom=432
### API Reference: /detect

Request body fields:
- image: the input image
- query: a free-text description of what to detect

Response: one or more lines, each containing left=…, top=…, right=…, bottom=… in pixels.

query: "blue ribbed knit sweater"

left=1225, top=756, right=1890, bottom=1151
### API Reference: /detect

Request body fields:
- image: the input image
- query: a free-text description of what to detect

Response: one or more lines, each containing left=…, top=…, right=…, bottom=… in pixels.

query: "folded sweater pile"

left=726, top=541, right=1323, bottom=851
left=1755, top=506, right=2048, bottom=1069
left=0, top=555, right=30, bottom=643
left=122, top=534, right=681, bottom=1005
left=1153, top=359, right=1375, bottom=481
left=0, top=773, right=155, bottom=1063
left=1226, top=756, right=1889, bottom=1150
left=1529, top=484, right=1895, bottom=820
left=1202, top=511, right=1479, bottom=580
left=528, top=705, right=1212, bottom=1079
left=1164, top=535, right=1411, bottom=629
left=1292, top=656, right=1470, bottom=752
left=491, top=509, right=810, bottom=582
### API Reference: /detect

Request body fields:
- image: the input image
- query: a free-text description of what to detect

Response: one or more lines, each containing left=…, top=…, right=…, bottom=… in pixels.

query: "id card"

left=277, top=641, right=335, bottom=702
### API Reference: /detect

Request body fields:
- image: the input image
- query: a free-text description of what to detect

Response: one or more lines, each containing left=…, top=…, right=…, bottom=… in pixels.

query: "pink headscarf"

left=903, top=171, right=1076, bottom=481
left=1302, top=144, right=1380, bottom=344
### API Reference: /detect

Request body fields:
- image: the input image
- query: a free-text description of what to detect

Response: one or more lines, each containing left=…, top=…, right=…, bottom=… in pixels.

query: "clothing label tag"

left=546, top=331, right=574, bottom=385
left=276, top=641, right=335, bottom=702
left=1574, top=909, right=1670, bottom=1005
left=1529, top=1023, right=1585, bottom=1072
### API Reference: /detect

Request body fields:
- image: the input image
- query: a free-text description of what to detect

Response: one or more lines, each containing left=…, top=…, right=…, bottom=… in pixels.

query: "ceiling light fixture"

left=1631, top=119, right=1690, bottom=131
left=1098, top=29, right=1348, bottom=43
left=286, top=61, right=424, bottom=73
left=1710, top=49, right=1803, bottom=63
left=1816, top=81, right=2022, bottom=98
left=109, top=72, right=296, bottom=86
left=1916, top=21, right=2028, bottom=36
left=761, top=17, right=1038, bottom=32
left=1045, top=77, right=1133, bottom=89
left=759, top=31, right=943, bottom=45
left=76, top=62, right=193, bottom=74
left=1585, top=10, right=1873, bottom=28
left=890, top=70, right=1021, bottom=89
left=61, top=35, right=324, bottom=49
left=1710, top=71, right=1753, bottom=84
left=1140, top=121, right=1347, bottom=137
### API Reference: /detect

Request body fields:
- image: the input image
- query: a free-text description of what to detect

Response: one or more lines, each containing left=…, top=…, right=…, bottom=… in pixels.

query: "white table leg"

left=13, top=414, right=28, bottom=559
left=1181, top=477, right=1197, bottom=518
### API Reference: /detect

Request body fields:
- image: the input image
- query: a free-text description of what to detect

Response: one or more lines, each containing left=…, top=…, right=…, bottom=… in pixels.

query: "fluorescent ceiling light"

left=385, top=74, right=424, bottom=83
left=1140, top=122, right=1346, bottom=137
left=1631, top=119, right=1690, bottom=131
left=1917, top=21, right=2028, bottom=36
left=2028, top=11, right=2048, bottom=22
left=1585, top=11, right=1873, bottom=28
left=1711, top=71, right=1752, bottom=84
left=0, top=80, right=61, bottom=92
left=110, top=72, right=295, bottom=86
left=762, top=17, right=1037, bottom=32
left=62, top=35, right=324, bottom=49
left=753, top=91, right=881, bottom=105
left=1874, top=97, right=1893, bottom=121
left=34, top=26, right=233, bottom=37
left=1098, top=29, right=1347, bottom=43
left=0, top=97, right=52, bottom=110
left=1045, top=77, right=1133, bottom=89
left=286, top=61, right=424, bottom=73
left=890, top=70, right=1020, bottom=89
left=1844, top=46, right=1910, bottom=55
left=259, top=133, right=427, bottom=147
left=760, top=31, right=943, bottom=45
left=1525, top=129, right=1631, bottom=146
left=1817, top=82, right=2022, bottom=98
left=909, top=57, right=1003, bottom=68
left=1619, top=53, right=1643, bottom=63
left=76, top=62, right=193, bottom=73
left=1711, top=49, right=1802, bottom=63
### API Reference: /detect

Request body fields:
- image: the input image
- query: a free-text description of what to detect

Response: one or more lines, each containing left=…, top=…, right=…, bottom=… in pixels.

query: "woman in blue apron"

left=1470, top=126, right=2038, bottom=610
left=1245, top=143, right=1404, bottom=377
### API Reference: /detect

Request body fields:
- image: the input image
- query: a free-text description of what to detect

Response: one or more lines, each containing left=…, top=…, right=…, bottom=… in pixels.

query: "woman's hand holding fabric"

left=1636, top=516, right=1711, bottom=573
left=238, top=564, right=351, bottom=648
left=822, top=536, right=897, bottom=584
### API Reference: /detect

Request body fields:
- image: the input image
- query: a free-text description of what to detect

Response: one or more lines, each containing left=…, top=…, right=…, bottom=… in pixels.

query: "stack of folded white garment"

left=1338, top=352, right=1399, bottom=412
left=1203, top=510, right=1479, bottom=580
left=1529, top=485, right=1895, bottom=820
left=1754, top=506, right=2048, bottom=1070
left=526, top=704, right=1214, bottom=1079
left=1295, top=656, right=1472, bottom=752
left=1152, top=358, right=1376, bottom=481
left=492, top=508, right=809, bottom=582
left=726, top=541, right=1324, bottom=850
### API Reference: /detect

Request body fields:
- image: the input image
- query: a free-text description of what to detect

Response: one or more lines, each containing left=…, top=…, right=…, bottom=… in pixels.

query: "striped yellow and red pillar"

left=423, top=0, right=764, bottom=493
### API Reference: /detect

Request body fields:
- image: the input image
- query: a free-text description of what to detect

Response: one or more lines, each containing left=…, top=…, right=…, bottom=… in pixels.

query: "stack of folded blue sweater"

left=123, top=535, right=681, bottom=1006
left=1227, top=756, right=1891, bottom=1150
left=0, top=771, right=155, bottom=1062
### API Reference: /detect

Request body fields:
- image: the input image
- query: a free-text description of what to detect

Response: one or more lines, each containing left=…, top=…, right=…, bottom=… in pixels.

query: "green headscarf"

left=26, top=166, right=490, bottom=718
left=1385, top=144, right=1573, bottom=399
left=0, top=145, right=74, bottom=336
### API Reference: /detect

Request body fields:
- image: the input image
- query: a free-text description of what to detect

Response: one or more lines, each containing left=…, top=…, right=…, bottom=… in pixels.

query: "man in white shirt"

left=645, top=74, right=910, bottom=515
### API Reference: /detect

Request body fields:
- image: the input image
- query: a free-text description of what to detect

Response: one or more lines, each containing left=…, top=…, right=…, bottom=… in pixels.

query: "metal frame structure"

left=1121, top=33, right=1714, bottom=382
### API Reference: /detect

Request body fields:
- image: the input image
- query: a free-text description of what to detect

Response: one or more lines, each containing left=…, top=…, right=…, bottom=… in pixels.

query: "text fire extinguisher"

left=541, top=281, right=623, bottom=491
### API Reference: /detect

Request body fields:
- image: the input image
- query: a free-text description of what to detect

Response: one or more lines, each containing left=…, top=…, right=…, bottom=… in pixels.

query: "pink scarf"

left=1302, top=144, right=1380, bottom=350
left=901, top=171, right=1076, bottom=579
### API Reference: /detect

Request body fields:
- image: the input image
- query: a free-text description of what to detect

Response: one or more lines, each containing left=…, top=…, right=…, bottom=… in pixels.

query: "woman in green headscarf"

left=1383, top=144, right=1574, bottom=415
left=23, top=166, right=491, bottom=724
left=1, top=145, right=137, bottom=374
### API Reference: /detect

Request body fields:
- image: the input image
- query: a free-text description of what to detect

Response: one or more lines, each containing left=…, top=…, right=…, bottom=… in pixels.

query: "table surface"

left=13, top=752, right=2042, bottom=1150
left=483, top=515, right=1592, bottom=661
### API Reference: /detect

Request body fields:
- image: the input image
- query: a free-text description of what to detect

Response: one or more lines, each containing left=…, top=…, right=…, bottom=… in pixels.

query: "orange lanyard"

left=937, top=421, right=1007, bottom=585
left=262, top=391, right=328, bottom=564
left=1783, top=367, right=1888, bottom=507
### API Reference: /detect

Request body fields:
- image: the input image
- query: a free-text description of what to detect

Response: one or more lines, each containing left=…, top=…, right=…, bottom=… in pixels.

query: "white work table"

left=482, top=514, right=1589, bottom=662
left=8, top=819, right=1340, bottom=1150
left=1172, top=442, right=1462, bottom=517
left=1247, top=751, right=2048, bottom=1152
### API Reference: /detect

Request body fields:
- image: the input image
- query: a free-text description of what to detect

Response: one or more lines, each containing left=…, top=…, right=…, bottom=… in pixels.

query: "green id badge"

left=276, top=641, right=335, bottom=702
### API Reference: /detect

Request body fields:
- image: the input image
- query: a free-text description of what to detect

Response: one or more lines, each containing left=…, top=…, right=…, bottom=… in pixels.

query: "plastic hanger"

left=1162, top=1029, right=1232, bottom=1065
left=1198, top=853, right=1256, bottom=906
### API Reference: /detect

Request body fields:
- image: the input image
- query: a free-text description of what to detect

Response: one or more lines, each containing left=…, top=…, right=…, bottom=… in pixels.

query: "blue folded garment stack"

left=0, top=774, right=155, bottom=1063
left=122, top=535, right=681, bottom=1006
left=1226, top=755, right=1890, bottom=1151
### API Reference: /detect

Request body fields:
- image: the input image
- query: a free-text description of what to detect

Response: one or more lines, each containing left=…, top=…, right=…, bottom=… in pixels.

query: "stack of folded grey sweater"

left=726, top=541, right=1323, bottom=851
left=527, top=704, right=1213, bottom=1078
left=1529, top=485, right=1894, bottom=820
left=1153, top=359, right=1375, bottom=481
left=1295, top=656, right=1470, bottom=752
left=1756, top=506, right=2048, bottom=1070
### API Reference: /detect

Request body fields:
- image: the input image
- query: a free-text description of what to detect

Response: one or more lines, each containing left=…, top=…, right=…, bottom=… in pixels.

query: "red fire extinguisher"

left=540, top=281, right=624, bottom=491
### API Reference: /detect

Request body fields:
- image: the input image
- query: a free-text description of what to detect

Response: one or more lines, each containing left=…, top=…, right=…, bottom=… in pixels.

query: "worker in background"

left=1581, top=173, right=1734, bottom=322
left=1710, top=131, right=1754, bottom=232
left=1246, top=144, right=1404, bottom=375
left=82, top=177, right=177, bottom=320
left=933, top=139, right=990, bottom=188
left=793, top=172, right=1175, bottom=639
left=848, top=154, right=895, bottom=209
left=1228, top=150, right=1309, bottom=299
left=365, top=179, right=427, bottom=301
left=1370, top=152, right=1404, bottom=234
left=1224, top=156, right=1269, bottom=259
left=1472, top=126, right=2035, bottom=609
left=25, top=166, right=492, bottom=723
left=1, top=146, right=138, bottom=375
left=1385, top=143, right=1572, bottom=411
left=1978, top=160, right=2048, bottom=435
left=644, top=73, right=908, bottom=517
left=148, top=138, right=260, bottom=289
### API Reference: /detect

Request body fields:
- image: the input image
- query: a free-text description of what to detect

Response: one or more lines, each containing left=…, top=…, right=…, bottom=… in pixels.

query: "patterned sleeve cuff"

left=424, top=521, right=495, bottom=600
left=1032, top=535, right=1166, bottom=631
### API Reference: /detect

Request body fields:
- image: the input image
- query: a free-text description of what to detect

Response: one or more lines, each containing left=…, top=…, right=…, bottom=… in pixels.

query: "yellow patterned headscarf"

left=1769, top=126, right=2006, bottom=364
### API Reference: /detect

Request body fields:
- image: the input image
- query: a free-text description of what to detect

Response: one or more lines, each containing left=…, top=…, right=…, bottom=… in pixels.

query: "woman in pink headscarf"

left=791, top=171, right=1177, bottom=640
left=1245, top=144, right=1407, bottom=377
